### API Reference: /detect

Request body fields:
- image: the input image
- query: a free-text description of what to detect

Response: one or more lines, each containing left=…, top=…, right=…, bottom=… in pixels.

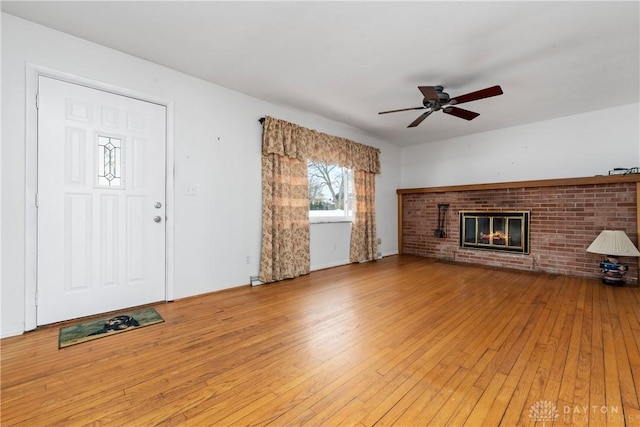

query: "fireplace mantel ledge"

left=397, top=174, right=640, bottom=195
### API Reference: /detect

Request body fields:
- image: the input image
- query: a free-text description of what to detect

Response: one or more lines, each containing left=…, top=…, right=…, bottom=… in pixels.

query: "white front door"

left=37, top=76, right=167, bottom=325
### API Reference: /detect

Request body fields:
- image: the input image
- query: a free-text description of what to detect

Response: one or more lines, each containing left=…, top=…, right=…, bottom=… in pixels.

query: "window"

left=96, top=135, right=124, bottom=188
left=308, top=160, right=354, bottom=223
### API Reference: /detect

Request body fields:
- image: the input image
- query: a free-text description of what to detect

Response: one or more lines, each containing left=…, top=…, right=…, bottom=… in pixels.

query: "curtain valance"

left=262, top=116, right=380, bottom=173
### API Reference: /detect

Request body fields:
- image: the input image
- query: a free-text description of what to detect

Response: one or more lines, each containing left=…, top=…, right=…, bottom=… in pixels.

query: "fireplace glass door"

left=460, top=211, right=530, bottom=254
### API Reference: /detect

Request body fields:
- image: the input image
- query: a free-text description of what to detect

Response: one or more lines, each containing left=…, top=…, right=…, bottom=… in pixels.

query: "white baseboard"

left=252, top=251, right=400, bottom=286
left=1, top=322, right=25, bottom=338
left=311, top=259, right=351, bottom=271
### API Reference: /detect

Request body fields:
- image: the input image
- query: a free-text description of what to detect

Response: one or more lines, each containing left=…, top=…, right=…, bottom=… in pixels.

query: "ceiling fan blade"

left=443, top=106, right=480, bottom=120
left=450, top=85, right=503, bottom=105
left=418, top=86, right=440, bottom=101
left=408, top=110, right=433, bottom=127
left=379, top=106, right=425, bottom=115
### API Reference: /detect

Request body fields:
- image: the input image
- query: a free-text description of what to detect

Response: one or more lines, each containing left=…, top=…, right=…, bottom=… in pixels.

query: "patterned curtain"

left=259, top=116, right=381, bottom=283
left=259, top=117, right=310, bottom=283
left=350, top=169, right=378, bottom=262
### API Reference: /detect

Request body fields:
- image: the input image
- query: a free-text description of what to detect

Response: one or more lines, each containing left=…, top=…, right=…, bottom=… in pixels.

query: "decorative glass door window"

left=96, top=135, right=124, bottom=188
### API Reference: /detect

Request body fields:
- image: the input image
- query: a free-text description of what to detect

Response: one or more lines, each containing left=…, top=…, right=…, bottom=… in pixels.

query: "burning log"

left=480, top=230, right=507, bottom=241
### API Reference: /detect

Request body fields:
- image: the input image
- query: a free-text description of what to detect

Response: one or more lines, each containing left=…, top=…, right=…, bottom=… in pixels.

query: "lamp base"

left=599, top=256, right=629, bottom=286
left=602, top=276, right=626, bottom=286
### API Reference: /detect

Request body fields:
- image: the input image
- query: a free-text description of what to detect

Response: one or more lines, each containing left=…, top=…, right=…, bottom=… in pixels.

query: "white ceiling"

left=2, top=1, right=639, bottom=147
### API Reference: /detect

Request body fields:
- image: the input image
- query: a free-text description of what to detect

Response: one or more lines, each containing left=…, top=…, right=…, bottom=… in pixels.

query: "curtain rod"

left=259, top=117, right=265, bottom=124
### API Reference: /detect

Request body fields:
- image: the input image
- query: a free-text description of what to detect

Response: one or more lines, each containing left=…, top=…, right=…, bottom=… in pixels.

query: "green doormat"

left=58, top=307, right=164, bottom=348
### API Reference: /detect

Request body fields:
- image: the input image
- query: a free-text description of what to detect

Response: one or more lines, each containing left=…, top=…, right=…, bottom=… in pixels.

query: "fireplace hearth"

left=459, top=211, right=530, bottom=254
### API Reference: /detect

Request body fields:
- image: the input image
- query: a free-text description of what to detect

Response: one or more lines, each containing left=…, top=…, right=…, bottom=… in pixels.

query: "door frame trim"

left=25, top=64, right=175, bottom=330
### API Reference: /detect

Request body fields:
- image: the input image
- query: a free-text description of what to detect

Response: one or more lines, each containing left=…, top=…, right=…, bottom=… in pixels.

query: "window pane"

left=308, top=160, right=353, bottom=221
left=478, top=217, right=490, bottom=243
left=97, top=135, right=123, bottom=188
left=345, top=168, right=354, bottom=218
left=493, top=217, right=507, bottom=246
left=464, top=218, right=476, bottom=243
left=508, top=218, right=522, bottom=247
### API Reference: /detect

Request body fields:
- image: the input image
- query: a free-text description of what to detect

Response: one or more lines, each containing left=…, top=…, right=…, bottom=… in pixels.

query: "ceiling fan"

left=379, top=85, right=503, bottom=128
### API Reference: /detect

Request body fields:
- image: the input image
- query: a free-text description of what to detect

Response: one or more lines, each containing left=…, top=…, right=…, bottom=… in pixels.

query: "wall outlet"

left=245, top=255, right=251, bottom=264
left=377, top=238, right=382, bottom=244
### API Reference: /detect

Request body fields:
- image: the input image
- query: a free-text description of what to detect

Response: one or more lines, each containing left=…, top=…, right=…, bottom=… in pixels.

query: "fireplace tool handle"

left=435, top=204, right=449, bottom=238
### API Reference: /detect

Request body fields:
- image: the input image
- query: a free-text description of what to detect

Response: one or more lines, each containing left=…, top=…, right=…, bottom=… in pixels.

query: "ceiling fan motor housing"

left=423, top=99, right=439, bottom=109
left=423, top=86, right=450, bottom=110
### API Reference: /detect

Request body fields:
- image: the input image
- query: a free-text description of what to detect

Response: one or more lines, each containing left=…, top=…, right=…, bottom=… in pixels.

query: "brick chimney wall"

left=401, top=182, right=638, bottom=282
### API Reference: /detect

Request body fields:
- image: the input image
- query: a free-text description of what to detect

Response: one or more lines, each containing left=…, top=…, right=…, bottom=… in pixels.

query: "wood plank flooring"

left=3, top=255, right=640, bottom=426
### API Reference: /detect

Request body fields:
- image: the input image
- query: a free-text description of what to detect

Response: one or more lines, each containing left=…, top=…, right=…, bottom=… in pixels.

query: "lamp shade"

left=586, top=230, right=640, bottom=257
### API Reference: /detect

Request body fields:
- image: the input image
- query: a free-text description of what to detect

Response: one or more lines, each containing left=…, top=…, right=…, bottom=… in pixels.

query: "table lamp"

left=586, top=230, right=640, bottom=285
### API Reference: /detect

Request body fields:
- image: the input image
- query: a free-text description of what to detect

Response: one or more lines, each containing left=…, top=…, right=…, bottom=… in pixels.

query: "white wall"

left=400, top=103, right=640, bottom=188
left=1, top=13, right=400, bottom=337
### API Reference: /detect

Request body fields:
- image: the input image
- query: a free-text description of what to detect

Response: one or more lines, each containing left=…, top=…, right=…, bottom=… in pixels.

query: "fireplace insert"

left=459, top=211, right=530, bottom=254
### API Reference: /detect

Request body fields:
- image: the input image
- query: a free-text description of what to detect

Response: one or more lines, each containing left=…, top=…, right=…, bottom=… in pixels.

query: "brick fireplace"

left=397, top=175, right=640, bottom=283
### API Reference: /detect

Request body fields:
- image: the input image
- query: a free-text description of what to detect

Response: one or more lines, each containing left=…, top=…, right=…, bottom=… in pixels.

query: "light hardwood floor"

left=3, top=255, right=640, bottom=426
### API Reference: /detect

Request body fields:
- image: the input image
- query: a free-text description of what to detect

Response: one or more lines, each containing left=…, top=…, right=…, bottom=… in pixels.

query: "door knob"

left=153, top=215, right=162, bottom=223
